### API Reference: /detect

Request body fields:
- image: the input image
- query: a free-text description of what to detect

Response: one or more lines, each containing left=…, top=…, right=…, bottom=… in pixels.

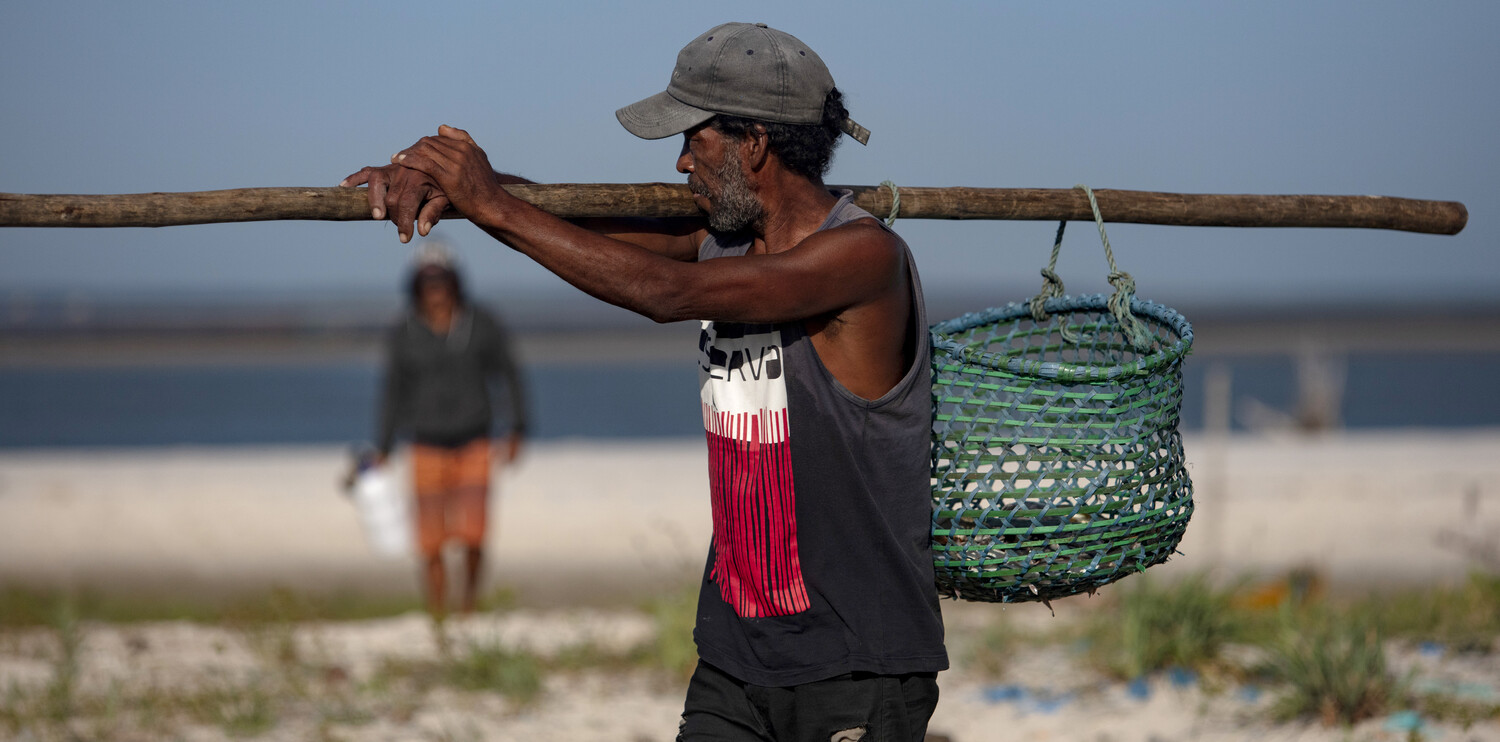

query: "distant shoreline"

left=3, top=310, right=1499, bottom=368
left=0, top=325, right=701, bottom=368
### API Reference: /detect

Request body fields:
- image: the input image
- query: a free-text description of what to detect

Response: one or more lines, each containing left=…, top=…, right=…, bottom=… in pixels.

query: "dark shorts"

left=678, top=660, right=939, bottom=742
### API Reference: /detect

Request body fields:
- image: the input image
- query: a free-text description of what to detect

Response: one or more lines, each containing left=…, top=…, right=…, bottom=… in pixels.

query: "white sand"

left=1, top=431, right=1496, bottom=598
left=0, top=440, right=715, bottom=603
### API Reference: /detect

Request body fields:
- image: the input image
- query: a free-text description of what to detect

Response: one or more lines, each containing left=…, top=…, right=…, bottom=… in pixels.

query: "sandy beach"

left=1, top=431, right=1497, bottom=740
left=0, top=440, right=715, bottom=604
left=2, top=431, right=1495, bottom=597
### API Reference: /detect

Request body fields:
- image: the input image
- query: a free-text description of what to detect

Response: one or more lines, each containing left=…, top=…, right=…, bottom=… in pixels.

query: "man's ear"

left=742, top=125, right=771, bottom=172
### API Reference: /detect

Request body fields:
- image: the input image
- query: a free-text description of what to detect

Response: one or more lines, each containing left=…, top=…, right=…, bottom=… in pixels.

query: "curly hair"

left=711, top=88, right=849, bottom=181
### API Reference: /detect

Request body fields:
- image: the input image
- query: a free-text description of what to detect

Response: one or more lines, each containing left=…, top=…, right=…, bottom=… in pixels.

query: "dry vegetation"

left=1, top=573, right=1497, bottom=741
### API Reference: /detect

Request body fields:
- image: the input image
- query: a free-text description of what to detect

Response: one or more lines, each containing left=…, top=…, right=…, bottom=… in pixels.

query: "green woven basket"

left=928, top=186, right=1194, bottom=604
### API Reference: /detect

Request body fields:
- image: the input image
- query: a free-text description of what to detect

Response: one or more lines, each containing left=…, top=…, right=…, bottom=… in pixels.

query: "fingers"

left=390, top=148, right=443, bottom=178
left=385, top=171, right=430, bottom=243
left=417, top=194, right=449, bottom=237
left=347, top=126, right=486, bottom=242
left=339, top=167, right=372, bottom=187
left=437, top=124, right=476, bottom=145
left=367, top=170, right=388, bottom=221
left=393, top=135, right=464, bottom=178
left=338, top=166, right=387, bottom=220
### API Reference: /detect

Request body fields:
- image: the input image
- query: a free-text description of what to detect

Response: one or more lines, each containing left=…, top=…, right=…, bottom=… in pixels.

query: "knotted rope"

left=1027, top=185, right=1156, bottom=352
left=1028, top=220, right=1080, bottom=343
left=1077, top=184, right=1155, bottom=351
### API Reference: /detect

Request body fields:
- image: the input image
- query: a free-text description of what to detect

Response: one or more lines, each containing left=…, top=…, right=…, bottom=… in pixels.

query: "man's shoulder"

left=801, top=215, right=905, bottom=266
left=825, top=214, right=895, bottom=239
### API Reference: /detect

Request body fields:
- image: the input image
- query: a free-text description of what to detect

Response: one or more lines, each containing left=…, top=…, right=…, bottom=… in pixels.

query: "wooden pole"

left=0, top=184, right=1468, bottom=234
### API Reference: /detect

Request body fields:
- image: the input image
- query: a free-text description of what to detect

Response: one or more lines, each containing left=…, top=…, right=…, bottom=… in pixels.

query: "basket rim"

left=930, top=294, right=1193, bottom=382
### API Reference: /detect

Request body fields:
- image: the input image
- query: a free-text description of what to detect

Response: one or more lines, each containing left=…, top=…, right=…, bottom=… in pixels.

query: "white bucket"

left=352, top=466, right=412, bottom=558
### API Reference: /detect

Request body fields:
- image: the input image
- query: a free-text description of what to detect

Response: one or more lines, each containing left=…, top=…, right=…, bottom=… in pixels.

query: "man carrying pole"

left=343, top=22, right=947, bottom=741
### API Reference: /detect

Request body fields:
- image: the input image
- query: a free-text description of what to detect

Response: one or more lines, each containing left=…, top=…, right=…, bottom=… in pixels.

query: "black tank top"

left=692, top=190, right=948, bottom=686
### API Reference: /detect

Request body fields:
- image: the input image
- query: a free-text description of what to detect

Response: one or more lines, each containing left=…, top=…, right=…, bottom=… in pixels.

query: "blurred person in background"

left=376, top=243, right=529, bottom=618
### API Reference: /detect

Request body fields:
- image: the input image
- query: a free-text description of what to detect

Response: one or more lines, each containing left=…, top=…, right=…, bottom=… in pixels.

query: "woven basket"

left=928, top=186, right=1194, bottom=604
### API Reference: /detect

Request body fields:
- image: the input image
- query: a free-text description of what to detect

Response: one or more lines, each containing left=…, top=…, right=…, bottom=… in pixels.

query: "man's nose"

left=676, top=142, right=693, bottom=174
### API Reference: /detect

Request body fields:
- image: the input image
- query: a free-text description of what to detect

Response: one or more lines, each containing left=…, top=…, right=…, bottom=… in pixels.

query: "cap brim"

left=615, top=90, right=716, bottom=140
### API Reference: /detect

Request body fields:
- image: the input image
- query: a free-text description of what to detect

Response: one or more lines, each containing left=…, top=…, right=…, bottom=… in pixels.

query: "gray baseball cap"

left=616, top=22, right=870, bottom=145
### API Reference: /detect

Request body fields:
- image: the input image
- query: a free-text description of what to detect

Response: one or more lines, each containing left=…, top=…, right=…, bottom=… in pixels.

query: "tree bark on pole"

left=0, top=184, right=1468, bottom=235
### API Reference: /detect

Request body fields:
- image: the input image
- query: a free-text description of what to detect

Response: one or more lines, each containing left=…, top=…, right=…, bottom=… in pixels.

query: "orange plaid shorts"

left=411, top=439, right=492, bottom=556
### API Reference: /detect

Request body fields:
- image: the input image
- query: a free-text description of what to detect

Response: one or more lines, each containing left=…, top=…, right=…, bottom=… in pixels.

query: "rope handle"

left=1027, top=220, right=1079, bottom=342
left=1026, top=185, right=1155, bottom=351
left=879, top=180, right=901, bottom=226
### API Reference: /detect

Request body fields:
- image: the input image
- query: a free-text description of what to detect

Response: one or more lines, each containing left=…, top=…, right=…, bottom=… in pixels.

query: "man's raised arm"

left=340, top=151, right=705, bottom=262
left=342, top=125, right=901, bottom=329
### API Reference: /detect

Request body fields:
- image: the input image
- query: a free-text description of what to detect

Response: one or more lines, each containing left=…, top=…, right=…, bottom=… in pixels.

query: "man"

left=344, top=22, right=946, bottom=740
left=377, top=244, right=528, bottom=618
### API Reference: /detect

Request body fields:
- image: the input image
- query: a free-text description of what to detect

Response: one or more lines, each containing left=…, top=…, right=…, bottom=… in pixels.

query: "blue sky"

left=1, top=1, right=1495, bottom=310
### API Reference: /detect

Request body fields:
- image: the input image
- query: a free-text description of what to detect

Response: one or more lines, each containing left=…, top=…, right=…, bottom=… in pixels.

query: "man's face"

left=417, top=277, right=457, bottom=316
left=680, top=124, right=763, bottom=233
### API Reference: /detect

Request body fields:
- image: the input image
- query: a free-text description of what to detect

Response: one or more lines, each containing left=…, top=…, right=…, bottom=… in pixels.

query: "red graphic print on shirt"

left=699, top=321, right=809, bottom=617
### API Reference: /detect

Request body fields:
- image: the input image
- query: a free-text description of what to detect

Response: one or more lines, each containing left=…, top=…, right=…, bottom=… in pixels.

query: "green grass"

left=1077, top=570, right=1498, bottom=727
left=1262, top=607, right=1398, bottom=727
left=2, top=639, right=384, bottom=739
left=3, top=672, right=288, bottom=740
left=1360, top=572, right=1500, bottom=653
left=1084, top=573, right=1244, bottom=679
left=630, top=583, right=700, bottom=680
left=543, top=582, right=702, bottom=685
left=370, top=641, right=546, bottom=708
left=193, top=679, right=280, bottom=738
left=0, top=600, right=86, bottom=736
left=1409, top=691, right=1500, bottom=731
left=962, top=612, right=1018, bottom=679
left=445, top=641, right=545, bottom=702
left=4, top=574, right=1495, bottom=737
left=42, top=600, right=81, bottom=724
left=0, top=588, right=395, bottom=740
left=0, top=585, right=425, bottom=628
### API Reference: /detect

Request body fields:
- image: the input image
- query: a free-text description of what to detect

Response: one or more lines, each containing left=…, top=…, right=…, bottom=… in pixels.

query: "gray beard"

left=691, top=151, right=763, bottom=233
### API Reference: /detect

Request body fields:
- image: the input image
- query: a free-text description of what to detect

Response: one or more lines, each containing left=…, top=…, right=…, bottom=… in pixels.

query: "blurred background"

left=1, top=2, right=1497, bottom=739
left=2, top=1, right=1496, bottom=447
left=1, top=0, right=1497, bottom=595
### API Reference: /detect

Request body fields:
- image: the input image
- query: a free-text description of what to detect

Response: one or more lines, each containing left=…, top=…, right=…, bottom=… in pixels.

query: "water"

left=0, top=361, right=703, bottom=448
left=1, top=352, right=1498, bottom=448
left=1178, top=351, right=1500, bottom=430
